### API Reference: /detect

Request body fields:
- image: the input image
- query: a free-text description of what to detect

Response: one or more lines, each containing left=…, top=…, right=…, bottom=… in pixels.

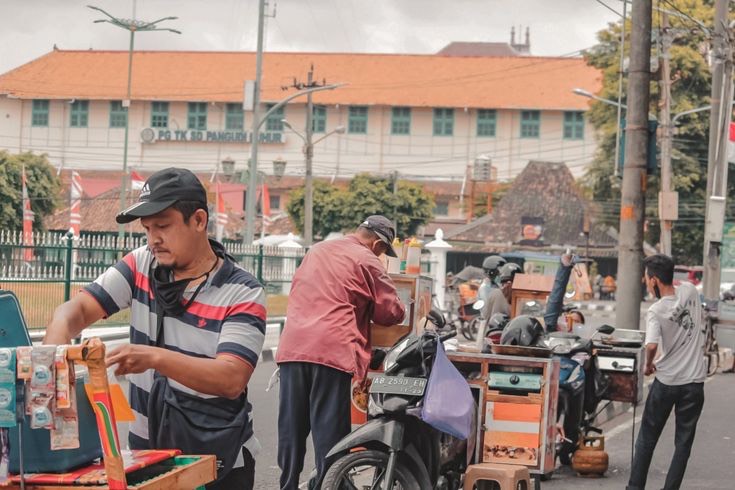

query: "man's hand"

left=644, top=363, right=656, bottom=376
left=106, top=344, right=160, bottom=376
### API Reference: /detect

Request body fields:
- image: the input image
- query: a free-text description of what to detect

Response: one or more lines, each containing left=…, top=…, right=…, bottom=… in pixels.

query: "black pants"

left=627, top=379, right=704, bottom=490
left=278, top=362, right=352, bottom=490
left=205, top=448, right=255, bottom=490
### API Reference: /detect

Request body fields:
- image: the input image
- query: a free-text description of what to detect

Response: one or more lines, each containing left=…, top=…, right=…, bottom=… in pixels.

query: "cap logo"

left=140, top=182, right=151, bottom=198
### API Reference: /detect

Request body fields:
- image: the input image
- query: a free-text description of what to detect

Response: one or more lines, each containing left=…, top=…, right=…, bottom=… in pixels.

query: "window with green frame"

left=563, top=111, right=584, bottom=140
left=31, top=100, right=49, bottom=127
left=477, top=109, right=497, bottom=137
left=70, top=100, right=89, bottom=128
left=312, top=105, right=327, bottom=133
left=520, top=110, right=540, bottom=138
left=109, top=101, right=127, bottom=128
left=348, top=106, right=368, bottom=134
left=391, top=107, right=411, bottom=135
left=225, top=103, right=244, bottom=130
left=188, top=102, right=207, bottom=130
left=265, top=104, right=284, bottom=131
left=151, top=102, right=169, bottom=128
left=433, top=108, right=454, bottom=136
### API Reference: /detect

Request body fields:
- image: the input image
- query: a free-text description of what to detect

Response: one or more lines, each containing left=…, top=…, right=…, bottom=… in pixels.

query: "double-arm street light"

left=281, top=120, right=345, bottom=246
left=88, top=5, right=180, bottom=242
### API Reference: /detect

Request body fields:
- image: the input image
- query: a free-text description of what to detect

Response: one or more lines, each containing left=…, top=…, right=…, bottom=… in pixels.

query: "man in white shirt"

left=627, top=254, right=706, bottom=490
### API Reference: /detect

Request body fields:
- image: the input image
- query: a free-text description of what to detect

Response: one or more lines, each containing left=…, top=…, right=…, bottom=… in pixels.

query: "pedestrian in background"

left=276, top=215, right=405, bottom=489
left=627, top=254, right=706, bottom=490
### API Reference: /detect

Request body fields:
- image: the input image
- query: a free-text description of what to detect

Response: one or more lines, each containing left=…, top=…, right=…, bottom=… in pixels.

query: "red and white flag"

left=728, top=122, right=735, bottom=163
left=21, top=166, right=34, bottom=261
left=130, top=171, right=145, bottom=190
left=70, top=171, right=83, bottom=237
left=215, top=183, right=228, bottom=241
left=260, top=184, right=272, bottom=227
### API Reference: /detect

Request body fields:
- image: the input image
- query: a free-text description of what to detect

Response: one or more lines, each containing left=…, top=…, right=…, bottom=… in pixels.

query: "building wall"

left=0, top=97, right=596, bottom=181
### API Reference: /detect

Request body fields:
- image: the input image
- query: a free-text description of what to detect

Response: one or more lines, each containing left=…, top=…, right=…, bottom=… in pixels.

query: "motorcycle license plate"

left=369, top=375, right=427, bottom=396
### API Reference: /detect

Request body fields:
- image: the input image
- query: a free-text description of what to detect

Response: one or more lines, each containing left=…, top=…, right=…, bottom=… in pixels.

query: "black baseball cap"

left=116, top=168, right=207, bottom=224
left=359, top=215, right=397, bottom=257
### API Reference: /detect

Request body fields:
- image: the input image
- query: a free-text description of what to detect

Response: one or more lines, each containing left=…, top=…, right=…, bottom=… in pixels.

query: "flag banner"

left=215, top=183, right=227, bottom=241
left=70, top=171, right=83, bottom=237
left=130, top=171, right=145, bottom=190
left=21, top=166, right=34, bottom=261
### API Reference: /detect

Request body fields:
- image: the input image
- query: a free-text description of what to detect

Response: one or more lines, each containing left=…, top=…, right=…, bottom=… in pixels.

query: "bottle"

left=406, top=238, right=422, bottom=275
left=399, top=238, right=410, bottom=273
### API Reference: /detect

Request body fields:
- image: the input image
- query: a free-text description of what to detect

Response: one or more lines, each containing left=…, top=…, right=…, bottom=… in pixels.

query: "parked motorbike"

left=458, top=299, right=483, bottom=341
left=319, top=312, right=472, bottom=490
left=542, top=324, right=614, bottom=465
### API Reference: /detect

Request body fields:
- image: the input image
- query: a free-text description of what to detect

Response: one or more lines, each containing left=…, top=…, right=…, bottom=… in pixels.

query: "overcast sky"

left=0, top=0, right=620, bottom=74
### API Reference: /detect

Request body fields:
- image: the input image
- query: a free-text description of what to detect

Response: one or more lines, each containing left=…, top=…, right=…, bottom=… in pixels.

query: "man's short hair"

left=643, top=254, right=675, bottom=285
left=171, top=200, right=209, bottom=224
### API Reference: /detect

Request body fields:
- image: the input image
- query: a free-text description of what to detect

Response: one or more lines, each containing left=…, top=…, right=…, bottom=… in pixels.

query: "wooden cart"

left=448, top=351, right=559, bottom=479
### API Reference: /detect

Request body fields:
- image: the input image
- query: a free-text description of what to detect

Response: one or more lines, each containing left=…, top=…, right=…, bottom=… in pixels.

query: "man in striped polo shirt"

left=45, top=168, right=265, bottom=489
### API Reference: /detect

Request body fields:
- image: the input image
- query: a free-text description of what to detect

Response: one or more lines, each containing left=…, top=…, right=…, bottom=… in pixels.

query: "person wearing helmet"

left=498, top=262, right=522, bottom=303
left=476, top=255, right=508, bottom=350
left=500, top=315, right=546, bottom=347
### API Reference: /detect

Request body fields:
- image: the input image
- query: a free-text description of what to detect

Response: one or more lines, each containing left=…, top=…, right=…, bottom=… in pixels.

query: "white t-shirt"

left=645, top=282, right=706, bottom=385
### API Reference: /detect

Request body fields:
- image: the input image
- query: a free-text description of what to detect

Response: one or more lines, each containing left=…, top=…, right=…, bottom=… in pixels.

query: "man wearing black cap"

left=45, top=168, right=266, bottom=489
left=276, top=215, right=406, bottom=489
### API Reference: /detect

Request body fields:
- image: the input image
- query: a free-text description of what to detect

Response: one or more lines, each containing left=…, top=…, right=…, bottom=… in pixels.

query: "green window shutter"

left=348, top=106, right=368, bottom=134
left=520, top=110, right=540, bottom=138
left=477, top=109, right=497, bottom=137
left=70, top=100, right=89, bottom=128
left=312, top=105, right=327, bottom=133
left=433, top=108, right=454, bottom=136
left=109, top=101, right=127, bottom=128
left=391, top=107, right=411, bottom=135
left=225, top=103, right=244, bottom=130
left=187, top=102, right=207, bottom=130
left=563, top=111, right=584, bottom=140
left=151, top=101, right=169, bottom=128
left=31, top=99, right=49, bottom=127
left=265, top=104, right=285, bottom=131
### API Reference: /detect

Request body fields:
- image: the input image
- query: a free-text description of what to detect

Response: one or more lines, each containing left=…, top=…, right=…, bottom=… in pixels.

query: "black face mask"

left=151, top=258, right=218, bottom=317
left=653, top=283, right=662, bottom=300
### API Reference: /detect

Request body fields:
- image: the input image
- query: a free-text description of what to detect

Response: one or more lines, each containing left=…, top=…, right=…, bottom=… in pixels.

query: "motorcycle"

left=319, top=313, right=472, bottom=490
left=542, top=323, right=614, bottom=465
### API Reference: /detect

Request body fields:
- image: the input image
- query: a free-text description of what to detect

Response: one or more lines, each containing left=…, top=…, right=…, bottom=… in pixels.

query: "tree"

left=0, top=151, right=61, bottom=232
left=581, top=0, right=734, bottom=265
left=286, top=174, right=435, bottom=239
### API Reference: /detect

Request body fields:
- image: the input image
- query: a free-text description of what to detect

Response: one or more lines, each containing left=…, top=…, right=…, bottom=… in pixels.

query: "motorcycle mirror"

left=427, top=309, right=446, bottom=329
left=597, top=324, right=615, bottom=335
left=472, top=300, right=485, bottom=311
left=369, top=349, right=387, bottom=370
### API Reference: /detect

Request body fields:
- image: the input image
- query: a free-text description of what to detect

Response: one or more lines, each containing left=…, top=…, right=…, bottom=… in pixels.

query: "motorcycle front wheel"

left=321, top=449, right=419, bottom=490
left=461, top=317, right=481, bottom=341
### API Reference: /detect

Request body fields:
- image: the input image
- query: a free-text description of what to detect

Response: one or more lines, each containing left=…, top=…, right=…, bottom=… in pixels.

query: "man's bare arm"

left=44, top=293, right=107, bottom=344
left=644, top=343, right=658, bottom=376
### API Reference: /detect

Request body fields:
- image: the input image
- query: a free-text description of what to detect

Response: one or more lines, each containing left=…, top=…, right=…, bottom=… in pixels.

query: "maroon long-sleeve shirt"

left=276, top=235, right=405, bottom=378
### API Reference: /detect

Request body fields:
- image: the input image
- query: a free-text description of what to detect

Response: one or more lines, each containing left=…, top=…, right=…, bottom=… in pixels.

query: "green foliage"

left=581, top=0, right=725, bottom=265
left=286, top=174, right=435, bottom=239
left=0, top=151, right=61, bottom=231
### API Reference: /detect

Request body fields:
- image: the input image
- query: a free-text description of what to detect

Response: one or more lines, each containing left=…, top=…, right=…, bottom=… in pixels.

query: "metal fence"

left=0, top=230, right=305, bottom=329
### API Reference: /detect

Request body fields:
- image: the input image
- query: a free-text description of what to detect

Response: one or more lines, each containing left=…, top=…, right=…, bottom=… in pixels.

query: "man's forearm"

left=152, top=349, right=251, bottom=399
left=44, top=302, right=87, bottom=344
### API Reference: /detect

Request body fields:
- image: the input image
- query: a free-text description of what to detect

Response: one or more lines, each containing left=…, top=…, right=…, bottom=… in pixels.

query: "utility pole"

left=659, top=12, right=675, bottom=256
left=702, top=0, right=734, bottom=301
left=615, top=0, right=652, bottom=331
left=289, top=65, right=328, bottom=246
left=243, top=0, right=267, bottom=246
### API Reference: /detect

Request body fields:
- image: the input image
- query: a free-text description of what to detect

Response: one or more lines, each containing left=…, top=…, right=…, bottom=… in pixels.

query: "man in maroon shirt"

left=276, top=215, right=405, bottom=489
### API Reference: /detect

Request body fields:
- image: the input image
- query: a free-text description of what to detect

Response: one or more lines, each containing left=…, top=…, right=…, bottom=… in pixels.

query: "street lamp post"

left=88, top=5, right=180, bottom=243
left=242, top=83, right=344, bottom=245
left=282, top=120, right=345, bottom=246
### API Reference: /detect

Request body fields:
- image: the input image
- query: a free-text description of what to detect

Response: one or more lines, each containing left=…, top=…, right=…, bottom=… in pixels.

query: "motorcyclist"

left=475, top=255, right=507, bottom=350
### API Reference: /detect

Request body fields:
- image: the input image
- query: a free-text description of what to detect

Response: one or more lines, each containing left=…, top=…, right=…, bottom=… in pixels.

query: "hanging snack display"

left=29, top=346, right=56, bottom=430
left=0, top=349, right=16, bottom=428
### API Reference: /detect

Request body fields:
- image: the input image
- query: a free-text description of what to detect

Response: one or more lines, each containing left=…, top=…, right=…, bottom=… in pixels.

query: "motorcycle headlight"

left=383, top=336, right=412, bottom=372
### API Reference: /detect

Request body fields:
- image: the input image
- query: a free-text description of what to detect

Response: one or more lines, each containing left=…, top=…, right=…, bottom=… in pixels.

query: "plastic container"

left=405, top=239, right=422, bottom=274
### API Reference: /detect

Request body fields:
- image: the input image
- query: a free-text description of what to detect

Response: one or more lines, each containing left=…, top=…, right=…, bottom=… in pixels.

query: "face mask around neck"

left=151, top=257, right=218, bottom=317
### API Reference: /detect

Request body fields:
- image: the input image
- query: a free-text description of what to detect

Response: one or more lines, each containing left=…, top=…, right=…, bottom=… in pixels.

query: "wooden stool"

left=463, top=463, right=531, bottom=490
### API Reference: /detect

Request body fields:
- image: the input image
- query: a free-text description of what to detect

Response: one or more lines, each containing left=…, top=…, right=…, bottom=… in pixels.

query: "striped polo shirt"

left=83, top=240, right=266, bottom=458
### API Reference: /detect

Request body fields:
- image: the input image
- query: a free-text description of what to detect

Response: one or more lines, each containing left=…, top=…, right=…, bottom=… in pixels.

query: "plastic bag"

left=420, top=337, right=474, bottom=440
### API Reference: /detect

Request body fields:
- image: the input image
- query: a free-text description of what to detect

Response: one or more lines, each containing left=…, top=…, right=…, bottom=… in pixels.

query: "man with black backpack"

left=44, top=168, right=264, bottom=489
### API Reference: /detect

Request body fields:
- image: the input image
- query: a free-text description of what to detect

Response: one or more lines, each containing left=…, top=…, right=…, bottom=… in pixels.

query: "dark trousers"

left=206, top=448, right=255, bottom=490
left=278, top=362, right=352, bottom=490
left=627, top=379, right=704, bottom=490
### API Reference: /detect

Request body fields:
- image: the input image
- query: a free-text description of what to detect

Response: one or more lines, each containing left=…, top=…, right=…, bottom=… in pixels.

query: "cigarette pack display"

left=55, top=346, right=71, bottom=409
left=0, top=349, right=16, bottom=428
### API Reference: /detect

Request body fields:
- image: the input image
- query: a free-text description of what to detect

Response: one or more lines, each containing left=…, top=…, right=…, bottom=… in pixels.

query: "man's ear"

left=193, top=209, right=209, bottom=231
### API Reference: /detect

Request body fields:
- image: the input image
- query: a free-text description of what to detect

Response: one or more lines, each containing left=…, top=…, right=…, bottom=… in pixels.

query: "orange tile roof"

left=0, top=49, right=601, bottom=111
